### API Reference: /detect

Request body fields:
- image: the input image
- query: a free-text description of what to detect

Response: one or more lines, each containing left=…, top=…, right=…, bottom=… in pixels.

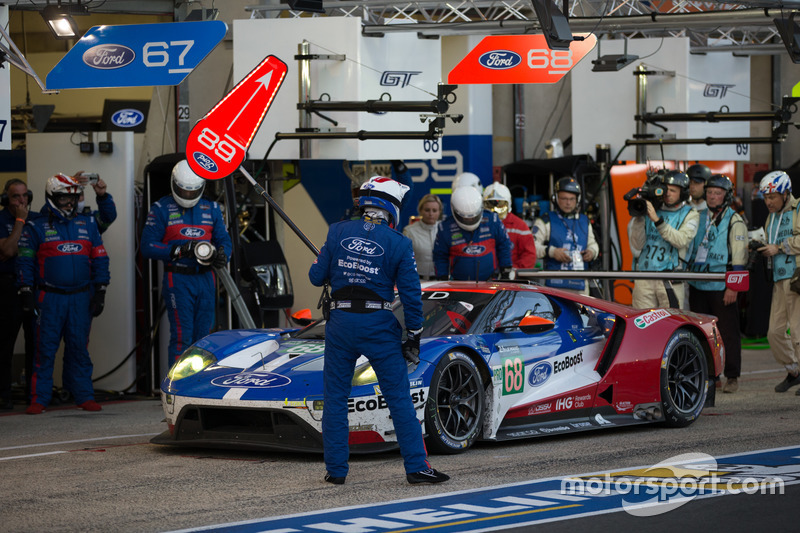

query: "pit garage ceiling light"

left=41, top=2, right=89, bottom=40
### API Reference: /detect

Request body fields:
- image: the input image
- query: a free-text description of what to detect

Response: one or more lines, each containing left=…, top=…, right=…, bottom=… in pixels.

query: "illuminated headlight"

left=352, top=363, right=378, bottom=386
left=167, top=347, right=217, bottom=381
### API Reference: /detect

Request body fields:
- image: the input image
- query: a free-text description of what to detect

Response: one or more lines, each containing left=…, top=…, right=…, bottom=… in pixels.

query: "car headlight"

left=352, top=363, right=377, bottom=386
left=167, top=347, right=217, bottom=381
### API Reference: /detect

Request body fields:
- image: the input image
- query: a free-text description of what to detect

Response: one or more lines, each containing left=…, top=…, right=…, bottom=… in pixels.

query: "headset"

left=1, top=179, right=33, bottom=207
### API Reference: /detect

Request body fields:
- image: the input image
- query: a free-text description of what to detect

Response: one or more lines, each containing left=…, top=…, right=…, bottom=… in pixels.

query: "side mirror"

left=518, top=315, right=555, bottom=334
left=291, top=309, right=313, bottom=326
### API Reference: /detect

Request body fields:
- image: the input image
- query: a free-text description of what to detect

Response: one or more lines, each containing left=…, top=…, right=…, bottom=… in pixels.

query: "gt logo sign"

left=726, top=270, right=749, bottom=291
left=634, top=309, right=670, bottom=329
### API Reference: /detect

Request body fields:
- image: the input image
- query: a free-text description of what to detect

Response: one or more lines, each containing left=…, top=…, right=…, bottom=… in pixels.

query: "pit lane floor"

left=1, top=346, right=798, bottom=533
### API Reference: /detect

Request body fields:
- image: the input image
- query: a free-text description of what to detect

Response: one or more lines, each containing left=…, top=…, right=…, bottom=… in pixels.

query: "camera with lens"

left=623, top=174, right=666, bottom=217
left=746, top=239, right=767, bottom=271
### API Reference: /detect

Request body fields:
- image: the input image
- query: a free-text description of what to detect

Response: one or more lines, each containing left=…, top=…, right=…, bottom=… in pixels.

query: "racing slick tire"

left=660, top=329, right=708, bottom=428
left=424, top=351, right=485, bottom=454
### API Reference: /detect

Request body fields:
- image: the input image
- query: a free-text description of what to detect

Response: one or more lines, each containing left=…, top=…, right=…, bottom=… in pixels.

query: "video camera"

left=623, top=172, right=667, bottom=217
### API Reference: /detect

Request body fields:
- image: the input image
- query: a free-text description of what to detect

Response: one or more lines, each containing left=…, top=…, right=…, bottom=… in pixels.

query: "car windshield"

left=292, top=289, right=495, bottom=340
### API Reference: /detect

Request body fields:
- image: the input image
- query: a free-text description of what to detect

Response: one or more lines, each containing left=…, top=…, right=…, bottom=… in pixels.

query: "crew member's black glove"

left=19, top=287, right=35, bottom=319
left=90, top=285, right=107, bottom=317
left=170, top=241, right=196, bottom=261
left=402, top=328, right=422, bottom=365
left=499, top=267, right=515, bottom=281
left=212, top=246, right=227, bottom=269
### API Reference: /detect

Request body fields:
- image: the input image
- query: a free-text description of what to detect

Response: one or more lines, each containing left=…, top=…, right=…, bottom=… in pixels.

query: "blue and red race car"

left=152, top=281, right=723, bottom=454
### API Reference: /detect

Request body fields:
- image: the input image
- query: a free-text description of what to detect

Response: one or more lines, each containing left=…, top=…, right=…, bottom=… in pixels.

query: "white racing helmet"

left=171, top=160, right=206, bottom=208
left=452, top=172, right=484, bottom=195
left=358, top=175, right=409, bottom=226
left=759, top=170, right=792, bottom=196
left=483, top=182, right=512, bottom=219
left=451, top=186, right=483, bottom=231
left=46, top=173, right=82, bottom=218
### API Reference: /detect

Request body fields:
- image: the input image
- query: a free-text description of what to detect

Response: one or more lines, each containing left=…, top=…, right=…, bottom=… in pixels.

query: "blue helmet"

left=358, top=176, right=409, bottom=226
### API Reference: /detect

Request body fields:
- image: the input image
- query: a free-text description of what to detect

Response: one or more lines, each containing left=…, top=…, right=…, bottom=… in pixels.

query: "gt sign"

left=448, top=34, right=597, bottom=85
left=46, top=21, right=227, bottom=89
left=185, top=55, right=287, bottom=180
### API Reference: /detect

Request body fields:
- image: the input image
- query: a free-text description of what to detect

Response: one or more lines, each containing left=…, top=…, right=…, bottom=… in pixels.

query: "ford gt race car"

left=152, top=281, right=724, bottom=454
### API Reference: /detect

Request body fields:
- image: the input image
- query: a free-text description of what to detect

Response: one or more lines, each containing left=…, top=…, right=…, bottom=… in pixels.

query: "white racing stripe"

left=223, top=388, right=249, bottom=400
left=0, top=451, right=68, bottom=461
left=0, top=432, right=160, bottom=452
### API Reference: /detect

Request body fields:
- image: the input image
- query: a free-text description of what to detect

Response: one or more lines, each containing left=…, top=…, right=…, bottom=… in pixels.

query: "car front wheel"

left=661, top=330, right=708, bottom=428
left=424, top=351, right=485, bottom=454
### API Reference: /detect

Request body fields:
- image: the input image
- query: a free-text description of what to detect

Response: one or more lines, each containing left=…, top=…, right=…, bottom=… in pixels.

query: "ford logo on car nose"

left=529, top=361, right=552, bottom=387
left=211, top=371, right=292, bottom=388
left=57, top=243, right=83, bottom=254
left=192, top=152, right=218, bottom=173
left=111, top=109, right=144, bottom=128
left=340, top=237, right=384, bottom=256
left=478, top=50, right=522, bottom=70
left=82, top=44, right=136, bottom=70
left=180, top=228, right=205, bottom=238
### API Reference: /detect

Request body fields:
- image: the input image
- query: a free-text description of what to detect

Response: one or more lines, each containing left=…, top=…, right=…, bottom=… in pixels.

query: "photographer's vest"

left=765, top=202, right=798, bottom=282
left=542, top=212, right=590, bottom=291
left=637, top=204, right=692, bottom=272
left=689, top=207, right=736, bottom=291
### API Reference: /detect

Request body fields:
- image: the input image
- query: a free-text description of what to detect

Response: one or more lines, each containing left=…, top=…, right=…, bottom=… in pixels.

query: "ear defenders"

left=1, top=180, right=33, bottom=207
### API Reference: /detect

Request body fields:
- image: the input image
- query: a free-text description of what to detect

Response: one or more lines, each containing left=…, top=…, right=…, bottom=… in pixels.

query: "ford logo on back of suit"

left=340, top=237, right=385, bottom=256
left=478, top=50, right=522, bottom=70
left=82, top=44, right=136, bottom=70
left=57, top=243, right=83, bottom=254
left=180, top=227, right=206, bottom=238
left=463, top=244, right=486, bottom=255
left=111, top=109, right=144, bottom=128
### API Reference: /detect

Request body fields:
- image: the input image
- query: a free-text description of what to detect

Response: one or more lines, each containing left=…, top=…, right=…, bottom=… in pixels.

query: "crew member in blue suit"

left=16, top=174, right=110, bottom=414
left=433, top=186, right=512, bottom=280
left=309, top=175, right=449, bottom=485
left=141, top=160, right=232, bottom=362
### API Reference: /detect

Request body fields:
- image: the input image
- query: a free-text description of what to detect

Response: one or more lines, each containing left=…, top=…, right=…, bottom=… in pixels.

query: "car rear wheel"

left=424, top=351, right=485, bottom=454
left=661, top=330, right=708, bottom=428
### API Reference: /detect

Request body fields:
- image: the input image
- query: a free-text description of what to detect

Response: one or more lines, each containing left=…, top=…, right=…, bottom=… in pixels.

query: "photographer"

left=628, top=170, right=699, bottom=309
left=756, top=171, right=800, bottom=393
left=141, top=161, right=231, bottom=363
left=687, top=174, right=747, bottom=393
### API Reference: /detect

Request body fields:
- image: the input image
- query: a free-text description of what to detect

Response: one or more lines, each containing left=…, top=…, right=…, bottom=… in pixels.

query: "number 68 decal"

left=196, top=127, right=246, bottom=164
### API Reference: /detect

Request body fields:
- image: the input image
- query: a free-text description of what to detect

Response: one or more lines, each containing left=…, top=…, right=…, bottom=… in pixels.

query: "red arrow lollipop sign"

left=186, top=55, right=287, bottom=180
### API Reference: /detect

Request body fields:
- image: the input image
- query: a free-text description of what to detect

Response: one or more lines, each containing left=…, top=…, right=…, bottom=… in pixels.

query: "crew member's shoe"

left=78, top=400, right=102, bottom=411
left=26, top=403, right=46, bottom=415
left=324, top=473, right=346, bottom=485
left=407, top=468, right=450, bottom=484
left=796, top=387, right=800, bottom=396
left=774, top=372, right=800, bottom=392
left=723, top=378, right=739, bottom=393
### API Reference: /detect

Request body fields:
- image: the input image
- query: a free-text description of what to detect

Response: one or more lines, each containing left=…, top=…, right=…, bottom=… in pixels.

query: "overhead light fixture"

left=40, top=1, right=89, bottom=40
left=774, top=12, right=800, bottom=64
left=592, top=38, right=639, bottom=72
left=286, top=0, right=325, bottom=14
left=530, top=0, right=573, bottom=50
